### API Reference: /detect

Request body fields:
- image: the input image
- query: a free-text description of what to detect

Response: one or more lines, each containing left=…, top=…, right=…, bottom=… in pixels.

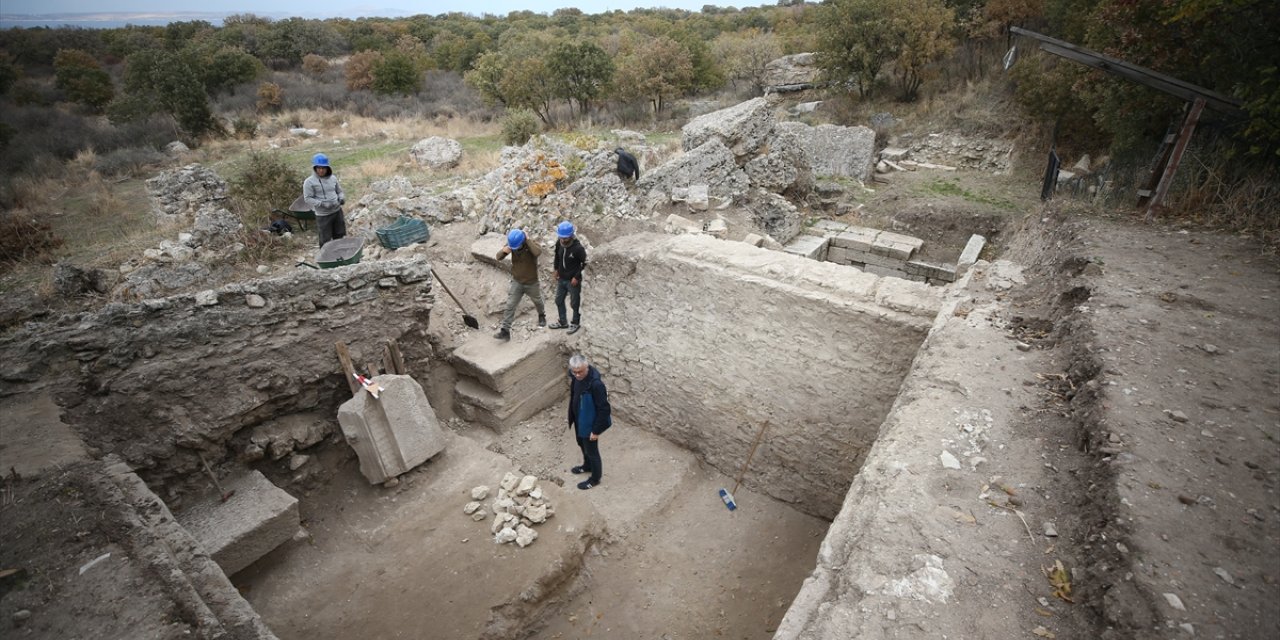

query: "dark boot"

left=537, top=314, right=547, bottom=328
left=494, top=328, right=510, bottom=341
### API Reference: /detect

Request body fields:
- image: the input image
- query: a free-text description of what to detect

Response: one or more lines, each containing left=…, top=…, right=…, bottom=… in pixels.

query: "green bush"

left=501, top=109, right=539, bottom=146
left=230, top=151, right=304, bottom=215
left=372, top=51, right=422, bottom=95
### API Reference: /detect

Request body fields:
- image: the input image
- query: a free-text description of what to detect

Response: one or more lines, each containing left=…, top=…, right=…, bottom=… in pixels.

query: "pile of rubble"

left=146, top=164, right=230, bottom=218
left=115, top=164, right=251, bottom=298
left=882, top=132, right=1015, bottom=174
left=348, top=135, right=648, bottom=245
left=463, top=472, right=556, bottom=548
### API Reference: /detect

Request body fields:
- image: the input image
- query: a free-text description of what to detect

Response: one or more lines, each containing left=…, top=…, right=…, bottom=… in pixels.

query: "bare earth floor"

left=236, top=410, right=827, bottom=640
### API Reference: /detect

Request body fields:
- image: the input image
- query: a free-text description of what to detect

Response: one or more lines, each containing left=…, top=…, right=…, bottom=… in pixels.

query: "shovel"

left=719, top=420, right=769, bottom=511
left=431, top=270, right=480, bottom=330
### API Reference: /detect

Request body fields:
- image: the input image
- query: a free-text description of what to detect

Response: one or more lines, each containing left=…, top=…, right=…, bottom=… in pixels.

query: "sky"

left=0, top=0, right=769, bottom=18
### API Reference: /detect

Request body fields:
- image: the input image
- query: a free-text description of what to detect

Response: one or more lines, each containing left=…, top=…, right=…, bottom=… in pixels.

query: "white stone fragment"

left=463, top=501, right=481, bottom=515
left=939, top=451, right=962, bottom=470
left=515, top=524, right=539, bottom=548
left=1163, top=593, right=1186, bottom=612
left=495, top=527, right=518, bottom=544
left=471, top=485, right=490, bottom=501
left=515, top=475, right=538, bottom=496
left=525, top=504, right=548, bottom=524
left=500, top=472, right=520, bottom=492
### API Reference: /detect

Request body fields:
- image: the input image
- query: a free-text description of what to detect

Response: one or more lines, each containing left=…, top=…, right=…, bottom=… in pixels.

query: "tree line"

left=0, top=0, right=1276, bottom=159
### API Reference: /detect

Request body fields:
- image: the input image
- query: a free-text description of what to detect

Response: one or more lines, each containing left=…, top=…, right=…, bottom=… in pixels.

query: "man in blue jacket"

left=567, top=354, right=611, bottom=490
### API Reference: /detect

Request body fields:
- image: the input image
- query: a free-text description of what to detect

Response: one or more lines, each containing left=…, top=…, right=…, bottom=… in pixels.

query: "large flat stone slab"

left=451, top=330, right=563, bottom=394
left=338, top=374, right=447, bottom=484
left=177, top=469, right=299, bottom=576
left=455, top=374, right=566, bottom=432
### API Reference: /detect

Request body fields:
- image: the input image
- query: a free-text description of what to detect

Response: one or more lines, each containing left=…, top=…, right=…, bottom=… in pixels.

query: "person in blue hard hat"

left=494, top=228, right=546, bottom=341
left=302, top=153, right=346, bottom=248
left=549, top=220, right=587, bottom=335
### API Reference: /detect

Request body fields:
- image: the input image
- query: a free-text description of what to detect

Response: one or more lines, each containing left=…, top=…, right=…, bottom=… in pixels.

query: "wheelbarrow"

left=297, top=237, right=364, bottom=269
left=273, top=196, right=317, bottom=230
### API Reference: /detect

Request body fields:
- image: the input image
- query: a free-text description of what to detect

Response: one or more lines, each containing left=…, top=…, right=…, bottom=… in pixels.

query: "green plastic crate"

left=376, top=216, right=430, bottom=249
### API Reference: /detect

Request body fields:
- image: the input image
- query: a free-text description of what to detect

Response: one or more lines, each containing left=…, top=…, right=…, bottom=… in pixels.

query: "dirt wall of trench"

left=0, top=258, right=435, bottom=493
left=580, top=234, right=941, bottom=519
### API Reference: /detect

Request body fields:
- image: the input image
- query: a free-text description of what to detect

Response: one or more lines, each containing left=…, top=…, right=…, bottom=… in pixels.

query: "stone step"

left=782, top=234, right=828, bottom=260
left=455, top=374, right=567, bottom=432
left=451, top=330, right=564, bottom=395
left=176, top=469, right=300, bottom=576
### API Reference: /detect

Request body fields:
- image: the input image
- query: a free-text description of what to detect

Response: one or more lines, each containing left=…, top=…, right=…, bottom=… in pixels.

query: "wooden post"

left=1145, top=97, right=1205, bottom=223
left=387, top=340, right=407, bottom=375
left=334, top=341, right=360, bottom=396
left=382, top=344, right=396, bottom=376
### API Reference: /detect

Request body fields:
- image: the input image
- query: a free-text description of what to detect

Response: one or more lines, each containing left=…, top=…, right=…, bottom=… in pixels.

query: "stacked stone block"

left=452, top=332, right=567, bottom=432
left=783, top=221, right=980, bottom=286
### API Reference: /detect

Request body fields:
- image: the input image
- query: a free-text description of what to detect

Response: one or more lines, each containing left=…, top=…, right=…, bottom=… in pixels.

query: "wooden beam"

left=1146, top=98, right=1206, bottom=222
left=1012, top=27, right=1244, bottom=117
left=387, top=340, right=407, bottom=375
left=334, top=341, right=360, bottom=396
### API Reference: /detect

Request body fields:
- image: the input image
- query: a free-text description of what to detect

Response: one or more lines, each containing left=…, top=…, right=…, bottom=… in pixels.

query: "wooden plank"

left=1146, top=98, right=1206, bottom=222
left=382, top=344, right=396, bottom=376
left=1013, top=27, right=1243, bottom=116
left=334, top=342, right=360, bottom=396
left=387, top=340, right=407, bottom=375
left=365, top=362, right=381, bottom=378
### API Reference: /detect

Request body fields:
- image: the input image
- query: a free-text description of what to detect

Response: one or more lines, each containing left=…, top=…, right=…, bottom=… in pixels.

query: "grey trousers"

left=501, top=280, right=545, bottom=330
left=316, top=210, right=346, bottom=248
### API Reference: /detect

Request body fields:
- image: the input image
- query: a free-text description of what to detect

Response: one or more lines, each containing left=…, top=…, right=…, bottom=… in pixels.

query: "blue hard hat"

left=507, top=229, right=526, bottom=249
left=312, top=153, right=330, bottom=167
left=556, top=221, right=575, bottom=238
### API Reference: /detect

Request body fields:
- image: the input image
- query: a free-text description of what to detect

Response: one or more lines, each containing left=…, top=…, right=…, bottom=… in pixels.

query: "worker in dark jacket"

left=567, top=353, right=611, bottom=490
left=549, top=221, right=588, bottom=335
left=494, top=229, right=546, bottom=341
left=615, top=147, right=639, bottom=181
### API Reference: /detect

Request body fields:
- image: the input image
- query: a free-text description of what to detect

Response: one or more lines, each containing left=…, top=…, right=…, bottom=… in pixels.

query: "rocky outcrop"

left=762, top=53, right=820, bottom=93
left=778, top=121, right=877, bottom=182
left=146, top=164, right=229, bottom=218
left=638, top=138, right=751, bottom=203
left=682, top=97, right=777, bottom=159
left=409, top=136, right=463, bottom=169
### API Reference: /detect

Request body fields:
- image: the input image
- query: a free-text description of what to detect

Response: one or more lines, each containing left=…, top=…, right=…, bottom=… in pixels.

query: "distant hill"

left=0, top=9, right=417, bottom=29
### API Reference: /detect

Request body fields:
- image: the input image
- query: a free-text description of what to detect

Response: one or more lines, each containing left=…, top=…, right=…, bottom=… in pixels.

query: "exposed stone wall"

left=0, top=258, right=434, bottom=492
left=580, top=234, right=942, bottom=519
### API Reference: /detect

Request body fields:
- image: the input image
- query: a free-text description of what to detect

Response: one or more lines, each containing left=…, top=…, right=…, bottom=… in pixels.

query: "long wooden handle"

left=431, top=270, right=467, bottom=311
left=732, top=420, right=769, bottom=496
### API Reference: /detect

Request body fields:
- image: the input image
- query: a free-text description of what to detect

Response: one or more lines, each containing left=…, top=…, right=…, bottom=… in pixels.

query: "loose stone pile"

left=146, top=164, right=230, bottom=218
left=464, top=472, right=556, bottom=548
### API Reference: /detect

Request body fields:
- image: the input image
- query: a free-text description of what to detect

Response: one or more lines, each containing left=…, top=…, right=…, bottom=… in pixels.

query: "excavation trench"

left=231, top=233, right=941, bottom=639
left=2, top=232, right=946, bottom=639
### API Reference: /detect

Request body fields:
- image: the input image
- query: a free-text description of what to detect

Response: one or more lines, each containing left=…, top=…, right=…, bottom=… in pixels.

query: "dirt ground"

left=1062, top=216, right=1280, bottom=637
left=2, top=150, right=1277, bottom=639
left=235, top=400, right=827, bottom=640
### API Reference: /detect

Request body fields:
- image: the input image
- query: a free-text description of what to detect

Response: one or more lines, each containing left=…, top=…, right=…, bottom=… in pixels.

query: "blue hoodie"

left=568, top=366, right=612, bottom=438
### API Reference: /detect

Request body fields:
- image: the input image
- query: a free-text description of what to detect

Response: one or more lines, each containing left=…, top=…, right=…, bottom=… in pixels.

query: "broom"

left=719, top=420, right=769, bottom=511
